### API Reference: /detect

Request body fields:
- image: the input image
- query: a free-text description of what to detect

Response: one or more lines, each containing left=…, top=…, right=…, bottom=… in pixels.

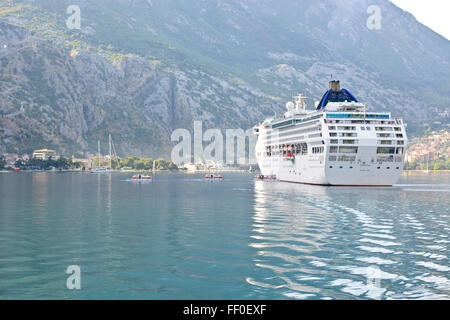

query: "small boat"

left=255, top=174, right=277, bottom=180
left=131, top=174, right=152, bottom=180
left=203, top=174, right=224, bottom=180
left=91, top=167, right=110, bottom=173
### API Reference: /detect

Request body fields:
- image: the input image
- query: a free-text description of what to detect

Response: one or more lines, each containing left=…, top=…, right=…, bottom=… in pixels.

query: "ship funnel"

left=329, top=80, right=340, bottom=91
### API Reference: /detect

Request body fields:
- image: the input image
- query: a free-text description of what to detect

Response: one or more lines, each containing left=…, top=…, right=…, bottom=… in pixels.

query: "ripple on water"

left=248, top=179, right=449, bottom=299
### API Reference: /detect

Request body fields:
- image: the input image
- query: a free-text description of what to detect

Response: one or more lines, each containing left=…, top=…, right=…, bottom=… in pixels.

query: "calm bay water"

left=0, top=171, right=448, bottom=299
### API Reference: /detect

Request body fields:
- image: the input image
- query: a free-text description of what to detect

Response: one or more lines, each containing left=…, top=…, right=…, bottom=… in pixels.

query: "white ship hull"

left=257, top=156, right=403, bottom=186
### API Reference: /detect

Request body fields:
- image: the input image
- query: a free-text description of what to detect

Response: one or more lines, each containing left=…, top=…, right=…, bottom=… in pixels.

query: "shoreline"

left=2, top=169, right=450, bottom=174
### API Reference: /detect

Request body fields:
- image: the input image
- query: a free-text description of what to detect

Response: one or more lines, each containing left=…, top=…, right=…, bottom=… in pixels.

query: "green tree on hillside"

left=13, top=156, right=81, bottom=170
left=118, top=156, right=177, bottom=170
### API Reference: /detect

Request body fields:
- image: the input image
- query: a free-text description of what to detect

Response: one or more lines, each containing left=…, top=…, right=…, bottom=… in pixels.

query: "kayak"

left=131, top=175, right=152, bottom=180
left=203, top=175, right=224, bottom=180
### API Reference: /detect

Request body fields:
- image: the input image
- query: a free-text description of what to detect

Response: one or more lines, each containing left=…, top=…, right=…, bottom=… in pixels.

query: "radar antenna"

left=292, top=93, right=310, bottom=113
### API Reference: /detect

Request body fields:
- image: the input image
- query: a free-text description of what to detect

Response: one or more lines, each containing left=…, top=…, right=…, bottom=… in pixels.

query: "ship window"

left=297, top=142, right=308, bottom=155
left=396, top=134, right=403, bottom=138
left=330, top=139, right=338, bottom=144
left=338, top=126, right=356, bottom=130
left=366, top=127, right=371, bottom=130
left=328, top=126, right=336, bottom=130
left=329, top=165, right=333, bottom=168
left=377, top=133, right=391, bottom=137
left=339, top=146, right=358, bottom=154
left=379, top=140, right=392, bottom=145
left=329, top=132, right=337, bottom=137
left=396, top=167, right=400, bottom=169
left=394, top=127, right=401, bottom=131
left=397, top=140, right=404, bottom=145
left=337, top=155, right=356, bottom=161
left=329, top=146, right=338, bottom=153
left=377, top=147, right=395, bottom=154
left=329, top=156, right=336, bottom=161
left=312, top=147, right=324, bottom=154
left=396, top=147, right=404, bottom=154
left=375, top=127, right=393, bottom=131
left=361, top=127, right=365, bottom=130
left=340, top=132, right=357, bottom=137
left=377, top=156, right=394, bottom=162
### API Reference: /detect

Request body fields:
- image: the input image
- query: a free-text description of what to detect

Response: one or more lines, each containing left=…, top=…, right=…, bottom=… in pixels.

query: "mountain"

left=0, top=0, right=449, bottom=158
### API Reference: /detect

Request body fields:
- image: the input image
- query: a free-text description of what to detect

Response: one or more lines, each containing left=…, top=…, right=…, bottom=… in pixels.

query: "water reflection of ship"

left=252, top=181, right=333, bottom=250
left=250, top=181, right=407, bottom=299
left=248, top=181, right=335, bottom=296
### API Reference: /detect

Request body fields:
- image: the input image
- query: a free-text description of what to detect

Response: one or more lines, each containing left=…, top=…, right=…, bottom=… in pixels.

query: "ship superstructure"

left=254, top=80, right=407, bottom=186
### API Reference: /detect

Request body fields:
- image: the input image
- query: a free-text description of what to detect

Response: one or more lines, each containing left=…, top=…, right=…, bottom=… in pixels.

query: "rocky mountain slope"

left=0, top=0, right=449, bottom=158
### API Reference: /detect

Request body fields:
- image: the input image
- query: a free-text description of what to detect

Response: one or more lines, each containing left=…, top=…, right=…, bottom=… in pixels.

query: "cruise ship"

left=254, top=80, right=407, bottom=186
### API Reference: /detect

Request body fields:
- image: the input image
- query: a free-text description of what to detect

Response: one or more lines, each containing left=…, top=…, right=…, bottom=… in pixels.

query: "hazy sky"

left=390, top=0, right=450, bottom=40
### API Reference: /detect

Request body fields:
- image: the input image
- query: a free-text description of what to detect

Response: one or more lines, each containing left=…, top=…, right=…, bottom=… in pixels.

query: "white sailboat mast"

left=97, top=140, right=101, bottom=168
left=109, top=134, right=112, bottom=170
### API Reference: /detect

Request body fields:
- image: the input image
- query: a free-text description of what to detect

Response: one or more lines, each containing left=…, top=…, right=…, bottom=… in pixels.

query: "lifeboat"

left=283, top=152, right=295, bottom=160
left=255, top=174, right=277, bottom=180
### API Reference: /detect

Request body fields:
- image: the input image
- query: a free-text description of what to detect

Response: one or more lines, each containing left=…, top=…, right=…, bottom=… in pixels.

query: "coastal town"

left=405, top=129, right=449, bottom=170
left=0, top=149, right=248, bottom=172
left=0, top=148, right=179, bottom=171
left=2, top=129, right=448, bottom=172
